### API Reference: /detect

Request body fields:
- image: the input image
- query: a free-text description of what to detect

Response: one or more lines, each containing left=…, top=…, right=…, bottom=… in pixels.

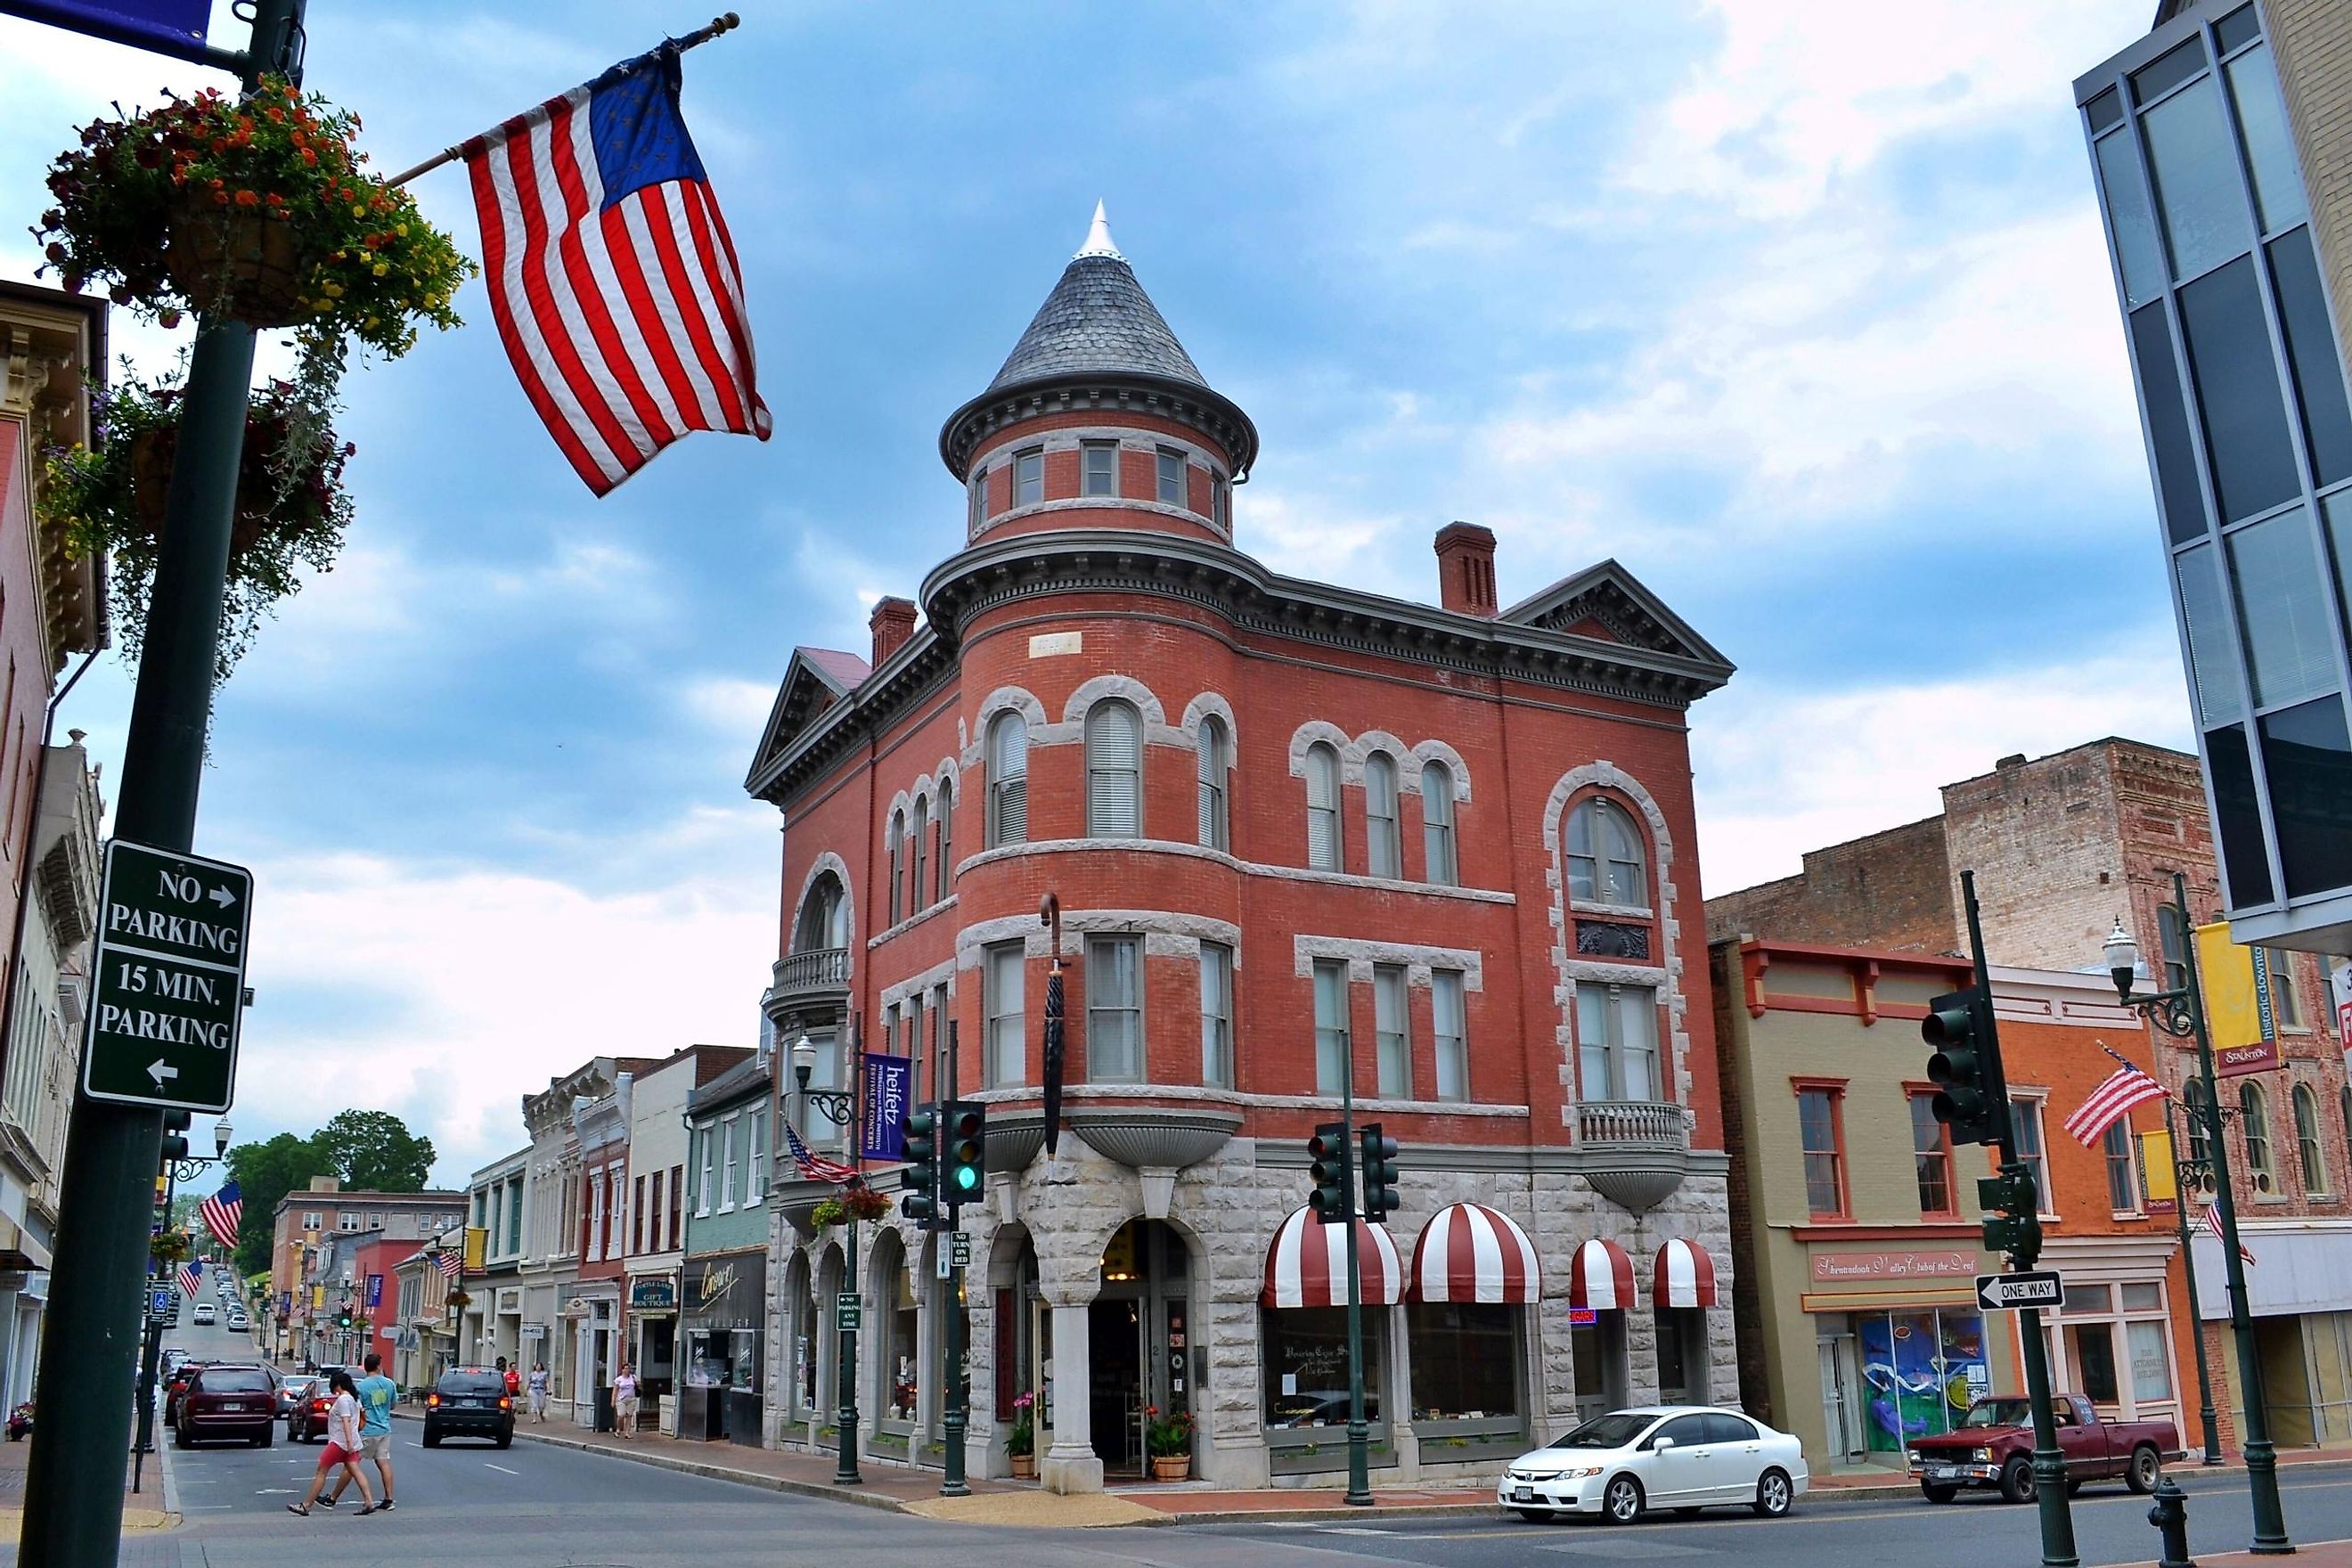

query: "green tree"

left=225, top=1130, right=330, bottom=1277
left=317, top=1109, right=435, bottom=1194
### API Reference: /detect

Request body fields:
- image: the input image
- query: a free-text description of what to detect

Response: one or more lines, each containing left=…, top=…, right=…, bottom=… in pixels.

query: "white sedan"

left=1498, top=1406, right=1809, bottom=1523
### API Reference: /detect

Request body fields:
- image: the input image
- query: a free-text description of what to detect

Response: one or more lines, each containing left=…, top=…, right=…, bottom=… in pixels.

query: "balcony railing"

left=766, top=946, right=849, bottom=1009
left=1575, top=1099, right=1691, bottom=1151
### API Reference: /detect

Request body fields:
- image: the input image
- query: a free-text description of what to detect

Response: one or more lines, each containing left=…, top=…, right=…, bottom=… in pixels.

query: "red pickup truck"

left=1908, top=1394, right=2178, bottom=1503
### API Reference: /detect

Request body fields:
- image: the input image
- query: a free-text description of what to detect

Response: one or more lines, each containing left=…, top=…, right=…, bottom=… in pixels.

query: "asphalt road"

left=56, top=1298, right=2352, bottom=1568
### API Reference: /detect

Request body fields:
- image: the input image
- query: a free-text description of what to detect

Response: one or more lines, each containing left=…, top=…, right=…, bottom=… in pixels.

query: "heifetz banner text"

left=863, top=1051, right=910, bottom=1161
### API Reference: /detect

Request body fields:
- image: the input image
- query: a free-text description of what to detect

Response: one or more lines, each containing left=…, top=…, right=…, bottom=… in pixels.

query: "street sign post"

left=836, top=1291, right=862, bottom=1332
left=951, top=1231, right=971, bottom=1270
left=81, top=839, right=251, bottom=1113
left=1978, top=1270, right=2066, bottom=1311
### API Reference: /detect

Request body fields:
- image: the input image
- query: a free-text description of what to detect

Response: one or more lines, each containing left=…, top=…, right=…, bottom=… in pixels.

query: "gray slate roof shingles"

left=985, top=255, right=1208, bottom=394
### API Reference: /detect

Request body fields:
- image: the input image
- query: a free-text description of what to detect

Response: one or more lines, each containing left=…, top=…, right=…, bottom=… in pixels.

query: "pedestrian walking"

left=325, top=1352, right=397, bottom=1512
left=502, top=1358, right=520, bottom=1399
left=613, top=1362, right=638, bottom=1439
left=527, top=1361, right=549, bottom=1423
left=286, top=1371, right=377, bottom=1516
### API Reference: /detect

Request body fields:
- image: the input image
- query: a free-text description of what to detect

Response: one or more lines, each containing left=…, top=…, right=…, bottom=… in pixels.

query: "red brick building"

left=745, top=211, right=1737, bottom=1490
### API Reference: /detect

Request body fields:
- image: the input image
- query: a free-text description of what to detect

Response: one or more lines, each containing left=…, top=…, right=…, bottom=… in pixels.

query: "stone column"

left=1041, top=1301, right=1102, bottom=1493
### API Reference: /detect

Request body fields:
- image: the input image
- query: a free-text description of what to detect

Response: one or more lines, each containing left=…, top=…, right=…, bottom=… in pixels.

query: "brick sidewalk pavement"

left=0, top=1425, right=178, bottom=1535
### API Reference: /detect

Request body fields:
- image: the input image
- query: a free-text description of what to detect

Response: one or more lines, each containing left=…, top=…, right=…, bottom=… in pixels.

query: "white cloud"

left=1693, top=624, right=2196, bottom=897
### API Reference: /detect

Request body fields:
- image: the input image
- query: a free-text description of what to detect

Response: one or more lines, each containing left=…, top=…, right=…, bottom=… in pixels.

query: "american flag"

left=2203, top=1201, right=2257, bottom=1264
left=459, top=42, right=770, bottom=495
left=2064, top=1053, right=2170, bottom=1147
left=781, top=1120, right=857, bottom=1185
left=433, top=1248, right=461, bottom=1280
left=199, top=1180, right=242, bottom=1254
left=176, top=1258, right=202, bottom=1297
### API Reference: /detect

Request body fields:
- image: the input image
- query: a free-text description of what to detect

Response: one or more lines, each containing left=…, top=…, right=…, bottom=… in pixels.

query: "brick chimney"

left=870, top=596, right=917, bottom=666
left=1434, top=522, right=1499, bottom=617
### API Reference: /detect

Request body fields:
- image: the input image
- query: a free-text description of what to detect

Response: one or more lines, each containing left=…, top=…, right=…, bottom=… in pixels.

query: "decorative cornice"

left=939, top=372, right=1260, bottom=482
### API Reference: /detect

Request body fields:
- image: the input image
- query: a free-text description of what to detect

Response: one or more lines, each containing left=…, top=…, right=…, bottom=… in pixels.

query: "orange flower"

left=233, top=189, right=258, bottom=207
left=301, top=149, right=317, bottom=166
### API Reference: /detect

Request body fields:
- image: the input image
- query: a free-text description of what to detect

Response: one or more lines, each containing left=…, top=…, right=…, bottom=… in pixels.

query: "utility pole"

left=17, top=11, right=302, bottom=1557
left=940, top=1022, right=968, bottom=1498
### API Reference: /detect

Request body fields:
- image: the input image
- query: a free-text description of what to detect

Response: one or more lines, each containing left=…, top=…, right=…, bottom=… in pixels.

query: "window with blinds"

left=1086, top=700, right=1142, bottom=837
left=1374, top=963, right=1409, bottom=1098
left=1422, top=761, right=1458, bottom=886
left=1087, top=935, right=1143, bottom=1082
left=910, top=798, right=928, bottom=916
left=1433, top=970, right=1467, bottom=1102
left=1200, top=943, right=1234, bottom=1088
left=886, top=812, right=904, bottom=925
left=1196, top=716, right=1229, bottom=850
left=1366, top=755, right=1401, bottom=878
left=985, top=943, right=1024, bottom=1086
left=988, top=712, right=1028, bottom=845
left=935, top=780, right=953, bottom=902
left=1305, top=743, right=1343, bottom=871
left=1313, top=958, right=1350, bottom=1094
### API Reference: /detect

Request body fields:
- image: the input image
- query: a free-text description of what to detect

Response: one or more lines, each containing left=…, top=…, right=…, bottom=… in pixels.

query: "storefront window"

left=886, top=1266, right=919, bottom=1424
left=731, top=1327, right=757, bottom=1391
left=684, top=1330, right=727, bottom=1388
left=2071, top=1323, right=2121, bottom=1403
left=1262, top=1307, right=1385, bottom=1431
left=2128, top=1321, right=2173, bottom=1401
left=1405, top=1303, right=1521, bottom=1428
left=1857, top=1310, right=1989, bottom=1452
left=1570, top=1312, right=1629, bottom=1420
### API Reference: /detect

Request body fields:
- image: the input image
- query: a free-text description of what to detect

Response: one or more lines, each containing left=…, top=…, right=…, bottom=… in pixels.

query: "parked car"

left=225, top=1310, right=249, bottom=1331
left=1909, top=1394, right=2178, bottom=1503
left=192, top=1303, right=216, bottom=1327
left=286, top=1380, right=333, bottom=1442
left=162, top=1360, right=206, bottom=1425
left=174, top=1363, right=275, bottom=1448
left=422, top=1368, right=513, bottom=1449
left=1498, top=1407, right=1809, bottom=1524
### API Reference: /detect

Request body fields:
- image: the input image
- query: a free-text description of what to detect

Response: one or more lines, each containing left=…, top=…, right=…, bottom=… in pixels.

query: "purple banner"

left=367, top=1273, right=383, bottom=1309
left=862, top=1052, right=911, bottom=1161
left=0, top=1, right=210, bottom=56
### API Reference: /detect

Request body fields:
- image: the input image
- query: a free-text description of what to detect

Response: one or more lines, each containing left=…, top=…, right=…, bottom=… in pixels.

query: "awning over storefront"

left=1654, top=1238, right=1718, bottom=1309
left=1262, top=1205, right=1402, bottom=1308
left=1409, top=1203, right=1539, bottom=1303
left=1566, top=1237, right=1635, bottom=1311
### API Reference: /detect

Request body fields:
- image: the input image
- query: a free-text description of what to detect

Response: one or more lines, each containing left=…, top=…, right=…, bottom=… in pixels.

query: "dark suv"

left=175, top=1364, right=276, bottom=1448
left=422, top=1368, right=512, bottom=1448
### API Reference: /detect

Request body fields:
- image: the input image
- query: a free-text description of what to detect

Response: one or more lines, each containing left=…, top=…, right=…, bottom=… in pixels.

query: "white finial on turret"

left=1076, top=200, right=1123, bottom=260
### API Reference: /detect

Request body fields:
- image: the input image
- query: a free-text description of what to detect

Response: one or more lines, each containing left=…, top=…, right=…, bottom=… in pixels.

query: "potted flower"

left=44, top=363, right=354, bottom=679
left=808, top=1185, right=892, bottom=1229
left=1004, top=1391, right=1035, bottom=1479
left=150, top=1230, right=192, bottom=1266
left=445, top=1289, right=471, bottom=1311
left=1143, top=1405, right=1193, bottom=1482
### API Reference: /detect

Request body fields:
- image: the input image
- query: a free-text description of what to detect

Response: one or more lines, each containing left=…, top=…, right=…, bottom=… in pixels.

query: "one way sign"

left=1976, top=1270, right=2065, bottom=1312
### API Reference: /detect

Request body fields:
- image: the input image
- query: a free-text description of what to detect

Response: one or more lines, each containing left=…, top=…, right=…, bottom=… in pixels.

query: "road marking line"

left=485, top=1462, right=519, bottom=1474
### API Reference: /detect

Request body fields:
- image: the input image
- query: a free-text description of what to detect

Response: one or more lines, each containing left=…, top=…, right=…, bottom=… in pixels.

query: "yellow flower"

left=395, top=224, right=409, bottom=238
left=351, top=203, right=365, bottom=216
left=372, top=262, right=388, bottom=277
left=322, top=282, right=344, bottom=298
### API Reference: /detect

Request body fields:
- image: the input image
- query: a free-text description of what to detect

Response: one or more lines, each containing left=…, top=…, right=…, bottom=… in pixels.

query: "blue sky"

left=0, top=0, right=2188, bottom=1184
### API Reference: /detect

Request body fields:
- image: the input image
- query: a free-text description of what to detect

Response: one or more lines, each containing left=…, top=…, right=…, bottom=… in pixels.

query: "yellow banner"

left=309, top=1284, right=323, bottom=1309
left=2140, top=1127, right=2177, bottom=1205
left=464, top=1227, right=487, bottom=1271
left=2197, top=922, right=2274, bottom=1050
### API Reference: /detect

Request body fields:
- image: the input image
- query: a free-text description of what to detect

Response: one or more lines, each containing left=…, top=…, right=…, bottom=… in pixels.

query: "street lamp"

left=792, top=1030, right=864, bottom=1488
left=2104, top=874, right=2292, bottom=1555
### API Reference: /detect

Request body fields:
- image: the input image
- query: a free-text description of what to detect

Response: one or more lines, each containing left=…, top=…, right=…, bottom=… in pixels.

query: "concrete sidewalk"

left=0, top=1424, right=178, bottom=1537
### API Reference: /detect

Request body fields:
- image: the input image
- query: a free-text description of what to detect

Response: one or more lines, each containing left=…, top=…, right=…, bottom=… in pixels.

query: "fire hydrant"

left=2148, top=1474, right=2196, bottom=1568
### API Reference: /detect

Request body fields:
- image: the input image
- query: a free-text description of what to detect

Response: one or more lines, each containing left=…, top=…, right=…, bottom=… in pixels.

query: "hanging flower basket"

left=162, top=190, right=306, bottom=328
left=43, top=363, right=354, bottom=681
left=151, top=1231, right=192, bottom=1265
left=808, top=1185, right=892, bottom=1229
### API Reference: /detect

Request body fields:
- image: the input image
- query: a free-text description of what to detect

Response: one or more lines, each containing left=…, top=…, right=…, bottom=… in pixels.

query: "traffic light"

left=337, top=1309, right=352, bottom=1330
left=1308, top=1122, right=1352, bottom=1224
left=1924, top=987, right=2009, bottom=1147
left=160, top=1109, right=191, bottom=1164
left=943, top=1101, right=985, bottom=1210
left=1358, top=1123, right=1400, bottom=1222
left=900, top=1106, right=938, bottom=1224
left=1977, top=1170, right=2044, bottom=1268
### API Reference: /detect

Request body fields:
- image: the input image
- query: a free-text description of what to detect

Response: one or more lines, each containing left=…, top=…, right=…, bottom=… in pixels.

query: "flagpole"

left=382, top=12, right=743, bottom=188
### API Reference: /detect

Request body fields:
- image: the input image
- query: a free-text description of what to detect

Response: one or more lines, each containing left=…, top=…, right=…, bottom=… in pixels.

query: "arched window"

left=1567, top=796, right=1647, bottom=907
left=2185, top=1076, right=2213, bottom=1171
left=2295, top=1083, right=2329, bottom=1194
left=1304, top=742, right=1343, bottom=871
left=987, top=712, right=1029, bottom=846
left=909, top=797, right=928, bottom=915
left=1365, top=754, right=1401, bottom=878
left=794, top=872, right=847, bottom=951
left=1421, top=760, right=1458, bottom=886
left=1085, top=699, right=1142, bottom=837
left=2242, top=1079, right=2274, bottom=1187
left=1196, top=715, right=1229, bottom=852
left=934, top=779, right=953, bottom=902
left=886, top=812, right=904, bottom=926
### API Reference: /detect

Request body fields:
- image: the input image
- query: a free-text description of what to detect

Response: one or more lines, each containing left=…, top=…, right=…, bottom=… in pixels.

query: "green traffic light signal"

left=901, top=1107, right=938, bottom=1224
left=943, top=1102, right=985, bottom=1208
left=1358, top=1123, right=1401, bottom=1222
left=1308, top=1123, right=1352, bottom=1224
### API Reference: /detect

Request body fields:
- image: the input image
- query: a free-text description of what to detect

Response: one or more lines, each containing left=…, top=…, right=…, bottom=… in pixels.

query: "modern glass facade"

left=2079, top=2, right=2352, bottom=952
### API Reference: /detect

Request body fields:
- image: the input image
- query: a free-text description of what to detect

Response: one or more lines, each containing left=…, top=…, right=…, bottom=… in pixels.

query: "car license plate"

left=1512, top=1487, right=1536, bottom=1502
left=224, top=1402, right=245, bottom=1412
left=1931, top=1466, right=1962, bottom=1481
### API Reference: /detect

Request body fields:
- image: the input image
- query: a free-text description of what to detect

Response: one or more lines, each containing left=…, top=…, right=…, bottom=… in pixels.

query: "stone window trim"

left=1060, top=674, right=1191, bottom=750
left=883, top=755, right=963, bottom=833
left=1291, top=935, right=1484, bottom=992
left=789, top=852, right=857, bottom=960
left=967, top=426, right=1229, bottom=486
left=878, top=957, right=957, bottom=1014
left=951, top=835, right=1518, bottom=903
left=1176, top=691, right=1239, bottom=750
left=973, top=494, right=1233, bottom=543
left=1284, top=723, right=1474, bottom=801
left=1542, top=762, right=1689, bottom=1130
left=1557, top=787, right=1653, bottom=912
left=865, top=894, right=960, bottom=951
left=963, top=687, right=1050, bottom=772
left=957, top=906, right=1243, bottom=968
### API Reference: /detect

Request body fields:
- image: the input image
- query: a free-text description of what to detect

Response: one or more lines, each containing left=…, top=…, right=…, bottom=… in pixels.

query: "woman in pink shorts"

left=287, top=1370, right=378, bottom=1516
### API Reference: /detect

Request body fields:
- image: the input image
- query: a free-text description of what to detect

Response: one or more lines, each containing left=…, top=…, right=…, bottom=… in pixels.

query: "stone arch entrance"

left=1088, top=1218, right=1196, bottom=1476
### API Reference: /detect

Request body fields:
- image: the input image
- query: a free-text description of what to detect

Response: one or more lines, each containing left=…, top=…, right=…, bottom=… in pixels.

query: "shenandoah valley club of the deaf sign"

left=1811, top=1249, right=1977, bottom=1284
left=82, top=839, right=253, bottom=1114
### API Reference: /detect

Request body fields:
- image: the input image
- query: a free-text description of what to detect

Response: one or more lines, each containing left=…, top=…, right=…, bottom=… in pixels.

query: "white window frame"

left=1313, top=958, right=1350, bottom=1096
left=748, top=1107, right=768, bottom=1202
left=2242, top=1079, right=2276, bottom=1188
left=987, top=712, right=1028, bottom=846
left=1305, top=742, right=1343, bottom=871
left=1433, top=969, right=1468, bottom=1102
left=1201, top=942, right=1234, bottom=1089
left=2103, top=1119, right=2142, bottom=1214
left=1086, top=935, right=1144, bottom=1083
left=985, top=943, right=1025, bottom=1087
left=910, top=797, right=928, bottom=915
left=1373, top=962, right=1410, bottom=1098
left=1567, top=796, right=1648, bottom=908
left=721, top=1114, right=742, bottom=1211
left=1155, top=446, right=1185, bottom=506
left=1365, top=754, right=1401, bottom=878
left=1013, top=446, right=1043, bottom=506
left=2294, top=1082, right=2329, bottom=1195
left=1082, top=440, right=1117, bottom=497
left=935, top=779, right=953, bottom=902
left=588, top=1171, right=607, bottom=1262
left=1196, top=715, right=1229, bottom=852
left=1422, top=760, right=1458, bottom=886
left=2011, top=1095, right=2055, bottom=1217
left=1085, top=699, right=1143, bottom=838
left=697, top=1127, right=715, bottom=1216
left=886, top=811, right=904, bottom=926
left=968, top=468, right=987, bottom=531
left=2268, top=950, right=2306, bottom=1029
left=1575, top=982, right=1660, bottom=1103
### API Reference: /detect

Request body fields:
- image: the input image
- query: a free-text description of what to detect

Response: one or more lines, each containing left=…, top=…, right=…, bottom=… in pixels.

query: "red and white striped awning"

left=1654, top=1238, right=1719, bottom=1309
left=1261, top=1205, right=1404, bottom=1309
left=1566, top=1237, right=1636, bottom=1311
left=1409, top=1203, right=1540, bottom=1304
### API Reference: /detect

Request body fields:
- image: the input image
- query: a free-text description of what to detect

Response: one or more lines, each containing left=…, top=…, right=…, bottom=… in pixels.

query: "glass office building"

left=2078, top=0, right=2352, bottom=954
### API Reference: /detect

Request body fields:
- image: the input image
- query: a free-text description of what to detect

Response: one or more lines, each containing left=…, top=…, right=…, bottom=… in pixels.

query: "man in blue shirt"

left=329, top=1352, right=399, bottom=1511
